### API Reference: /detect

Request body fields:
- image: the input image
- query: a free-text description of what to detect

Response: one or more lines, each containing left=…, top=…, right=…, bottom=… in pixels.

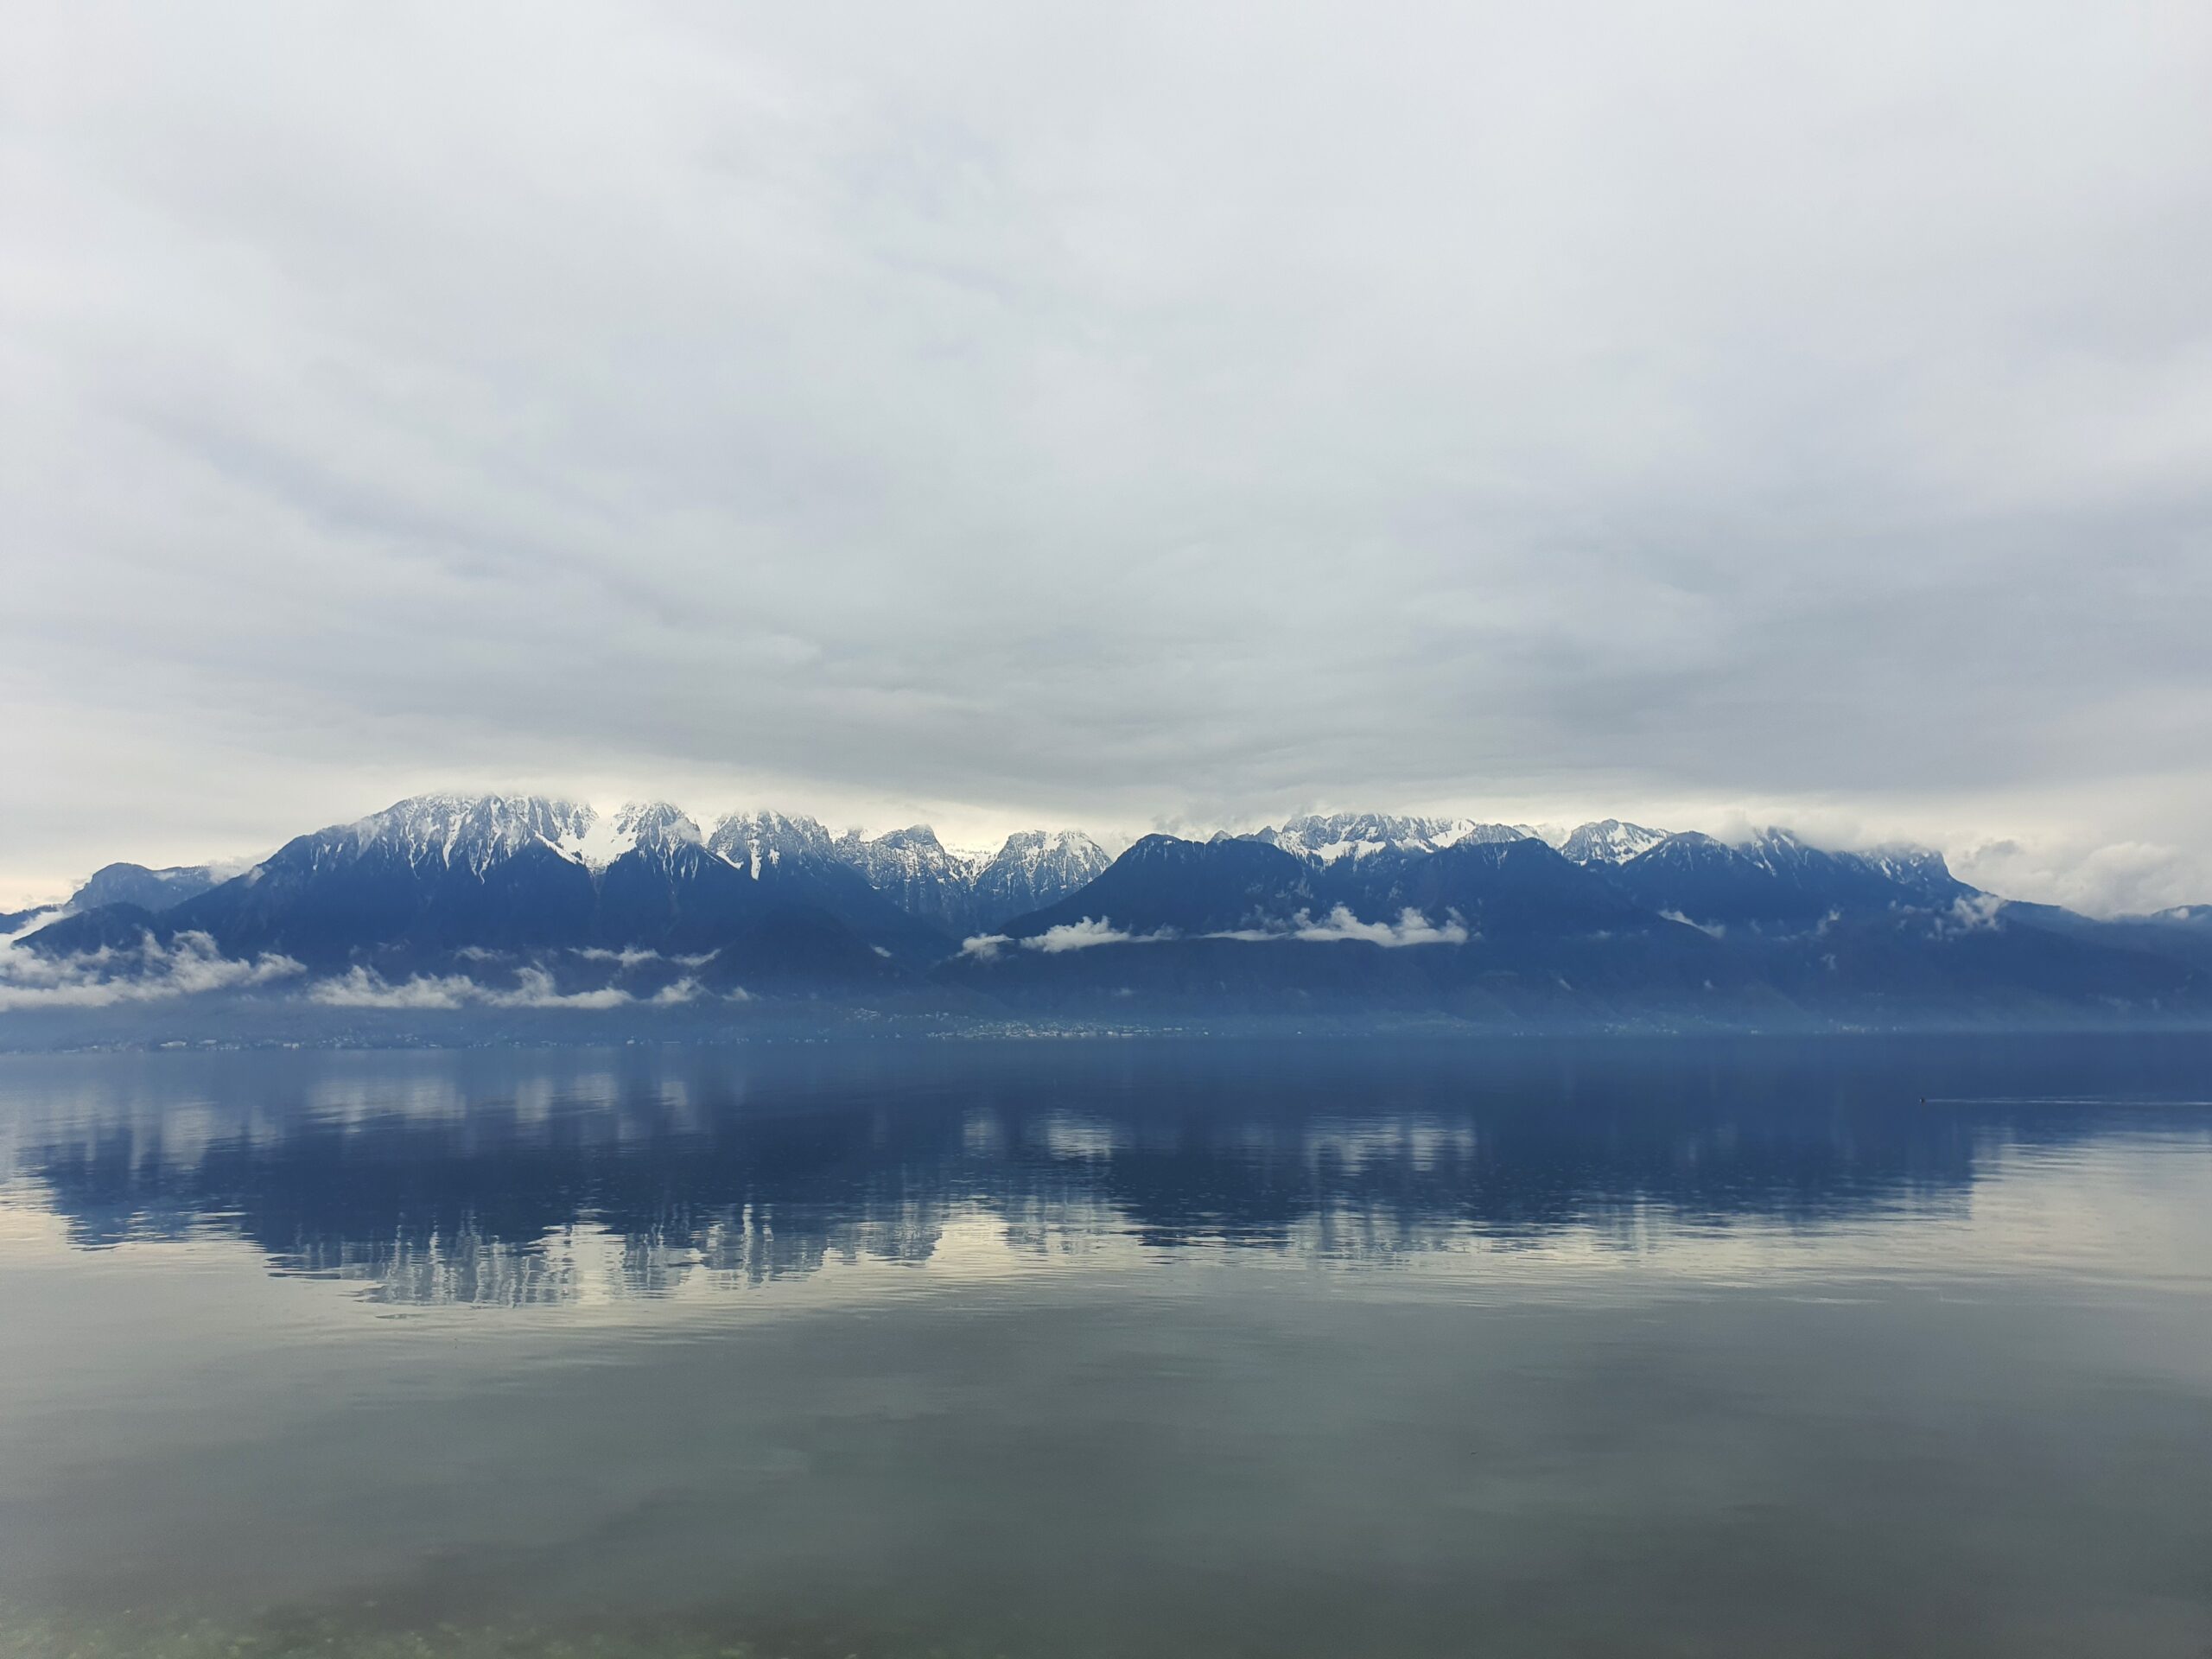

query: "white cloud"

left=308, top=966, right=473, bottom=1009
left=0, top=930, right=303, bottom=1010
left=1, top=907, right=70, bottom=947
left=960, top=933, right=1012, bottom=960
left=1289, top=906, right=1469, bottom=947
left=1002, top=906, right=1471, bottom=953
left=1022, top=918, right=1179, bottom=953
left=306, top=963, right=646, bottom=1010
left=573, top=945, right=716, bottom=967
left=497, top=969, right=630, bottom=1010
left=1950, top=836, right=2207, bottom=918
left=1206, top=906, right=1469, bottom=946
left=1946, top=893, right=2006, bottom=933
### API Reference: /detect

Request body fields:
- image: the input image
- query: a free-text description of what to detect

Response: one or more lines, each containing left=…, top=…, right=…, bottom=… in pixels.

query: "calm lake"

left=1, top=1035, right=2209, bottom=1658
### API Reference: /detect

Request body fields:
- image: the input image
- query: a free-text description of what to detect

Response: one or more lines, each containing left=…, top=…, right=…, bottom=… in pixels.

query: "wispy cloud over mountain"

left=307, top=965, right=701, bottom=1011
left=0, top=931, right=302, bottom=1010
left=1952, top=837, right=2212, bottom=921
left=1281, top=908, right=1470, bottom=948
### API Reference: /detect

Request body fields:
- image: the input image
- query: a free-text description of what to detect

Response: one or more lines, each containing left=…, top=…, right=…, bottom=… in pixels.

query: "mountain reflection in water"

left=3, top=1036, right=2212, bottom=1659
left=7, top=1035, right=2208, bottom=1306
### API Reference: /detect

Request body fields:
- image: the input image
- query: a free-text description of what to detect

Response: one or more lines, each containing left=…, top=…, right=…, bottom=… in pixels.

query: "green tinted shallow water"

left=2, top=1036, right=2209, bottom=1659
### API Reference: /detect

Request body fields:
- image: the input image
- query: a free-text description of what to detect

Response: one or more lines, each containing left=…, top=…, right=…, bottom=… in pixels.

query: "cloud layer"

left=964, top=906, right=1471, bottom=957
left=4, top=3, right=2209, bottom=910
left=307, top=966, right=709, bottom=1011
left=0, top=929, right=303, bottom=1009
left=1290, top=907, right=1470, bottom=948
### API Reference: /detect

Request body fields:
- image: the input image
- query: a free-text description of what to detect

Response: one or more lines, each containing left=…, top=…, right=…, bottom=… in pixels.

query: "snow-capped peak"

left=1834, top=842, right=1967, bottom=901
left=615, top=801, right=702, bottom=851
left=985, top=828, right=1108, bottom=880
left=1734, top=825, right=1813, bottom=873
left=707, top=810, right=837, bottom=880
left=969, top=829, right=1111, bottom=930
left=822, top=825, right=981, bottom=931
left=1559, top=819, right=1670, bottom=865
left=839, top=824, right=988, bottom=883
left=339, top=793, right=595, bottom=875
left=550, top=802, right=702, bottom=870
left=1254, top=813, right=1535, bottom=865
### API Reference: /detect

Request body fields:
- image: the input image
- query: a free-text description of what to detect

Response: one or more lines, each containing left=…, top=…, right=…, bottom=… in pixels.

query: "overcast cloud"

left=4, top=1, right=2209, bottom=914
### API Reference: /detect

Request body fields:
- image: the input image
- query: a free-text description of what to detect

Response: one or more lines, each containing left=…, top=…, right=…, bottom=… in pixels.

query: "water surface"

left=2, top=1035, right=2209, bottom=1657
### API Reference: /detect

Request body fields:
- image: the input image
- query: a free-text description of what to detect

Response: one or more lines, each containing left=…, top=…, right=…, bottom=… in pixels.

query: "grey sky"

left=4, top=1, right=2209, bottom=914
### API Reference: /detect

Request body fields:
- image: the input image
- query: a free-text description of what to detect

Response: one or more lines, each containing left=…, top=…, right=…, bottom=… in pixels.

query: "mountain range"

left=5, top=797, right=2209, bottom=1031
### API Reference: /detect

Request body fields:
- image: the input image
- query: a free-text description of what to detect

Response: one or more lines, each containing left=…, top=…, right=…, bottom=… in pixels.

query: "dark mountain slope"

left=999, top=835, right=1317, bottom=940
left=1325, top=838, right=1658, bottom=938
left=1606, top=830, right=1940, bottom=931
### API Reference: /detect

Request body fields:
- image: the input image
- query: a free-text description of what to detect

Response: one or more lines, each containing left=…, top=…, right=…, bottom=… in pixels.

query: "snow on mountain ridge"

left=988, top=828, right=1107, bottom=880
left=1255, top=814, right=1536, bottom=865
left=335, top=793, right=596, bottom=875
left=314, top=794, right=726, bottom=880
left=1734, top=825, right=1819, bottom=875
left=1560, top=820, right=1670, bottom=865
left=614, top=802, right=703, bottom=851
left=839, top=824, right=977, bottom=880
left=972, top=830, right=1110, bottom=929
left=551, top=814, right=632, bottom=872
left=542, top=801, right=703, bottom=871
left=235, top=795, right=1982, bottom=926
left=313, top=798, right=1107, bottom=918
left=823, top=824, right=1110, bottom=932
left=834, top=825, right=980, bottom=932
left=707, top=810, right=839, bottom=880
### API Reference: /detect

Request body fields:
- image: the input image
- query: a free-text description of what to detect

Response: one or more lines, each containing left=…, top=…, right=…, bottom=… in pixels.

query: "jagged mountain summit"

left=323, top=792, right=598, bottom=874
left=549, top=799, right=706, bottom=869
left=1559, top=820, right=1670, bottom=864
left=836, top=825, right=983, bottom=936
left=13, top=794, right=1109, bottom=976
left=830, top=823, right=1113, bottom=937
left=973, top=830, right=1112, bottom=930
left=706, top=810, right=842, bottom=879
left=9, top=791, right=2209, bottom=1030
left=1847, top=843, right=1978, bottom=905
left=1250, top=813, right=1536, bottom=864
